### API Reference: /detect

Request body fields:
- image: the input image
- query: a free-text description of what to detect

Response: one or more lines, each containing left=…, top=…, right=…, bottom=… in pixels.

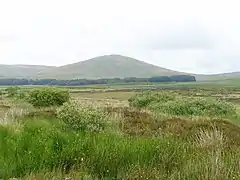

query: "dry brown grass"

left=24, top=109, right=57, bottom=119
left=73, top=97, right=128, bottom=108
left=71, top=91, right=134, bottom=100
left=104, top=107, right=240, bottom=148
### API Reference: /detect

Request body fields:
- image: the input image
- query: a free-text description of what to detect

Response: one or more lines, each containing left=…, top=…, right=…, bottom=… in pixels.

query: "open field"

left=0, top=82, right=240, bottom=179
left=0, top=78, right=240, bottom=90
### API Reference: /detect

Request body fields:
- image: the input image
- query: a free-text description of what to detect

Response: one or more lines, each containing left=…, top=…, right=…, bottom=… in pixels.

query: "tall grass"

left=0, top=88, right=239, bottom=179
left=0, top=117, right=239, bottom=179
left=0, top=118, right=188, bottom=179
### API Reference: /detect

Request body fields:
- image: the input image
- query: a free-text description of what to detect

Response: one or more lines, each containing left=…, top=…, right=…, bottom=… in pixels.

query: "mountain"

left=0, top=55, right=239, bottom=81
left=35, top=55, right=186, bottom=79
left=195, top=72, right=240, bottom=81
left=0, top=65, right=54, bottom=79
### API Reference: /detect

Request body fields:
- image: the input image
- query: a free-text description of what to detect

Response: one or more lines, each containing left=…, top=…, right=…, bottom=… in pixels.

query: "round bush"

left=57, top=102, right=108, bottom=132
left=28, top=87, right=69, bottom=107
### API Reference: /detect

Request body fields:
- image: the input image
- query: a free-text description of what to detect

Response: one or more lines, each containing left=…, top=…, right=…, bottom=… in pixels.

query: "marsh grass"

left=0, top=88, right=240, bottom=179
left=0, top=117, right=191, bottom=179
left=0, top=106, right=29, bottom=125
left=22, top=170, right=93, bottom=180
left=1, top=123, right=238, bottom=180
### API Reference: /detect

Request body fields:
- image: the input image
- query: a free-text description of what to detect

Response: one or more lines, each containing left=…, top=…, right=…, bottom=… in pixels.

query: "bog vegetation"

left=0, top=86, right=239, bottom=179
left=129, top=91, right=236, bottom=117
left=57, top=101, right=108, bottom=132
left=27, top=87, right=70, bottom=107
left=0, top=75, right=196, bottom=86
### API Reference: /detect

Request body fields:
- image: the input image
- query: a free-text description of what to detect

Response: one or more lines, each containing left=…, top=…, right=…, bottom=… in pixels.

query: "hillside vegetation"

left=0, top=75, right=196, bottom=86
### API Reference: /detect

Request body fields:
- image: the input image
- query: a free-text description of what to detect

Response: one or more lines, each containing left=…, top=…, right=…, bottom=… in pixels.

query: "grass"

left=1, top=116, right=240, bottom=179
left=0, top=115, right=240, bottom=179
left=233, top=105, right=240, bottom=124
left=0, top=86, right=240, bottom=179
left=0, top=118, right=184, bottom=178
left=1, top=77, right=240, bottom=92
left=71, top=91, right=134, bottom=100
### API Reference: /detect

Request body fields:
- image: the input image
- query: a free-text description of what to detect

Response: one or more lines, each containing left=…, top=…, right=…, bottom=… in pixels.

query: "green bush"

left=129, top=92, right=236, bottom=117
left=149, top=97, right=236, bottom=117
left=128, top=91, right=175, bottom=108
left=5, top=86, right=20, bottom=97
left=28, top=87, right=69, bottom=107
left=57, top=102, right=108, bottom=132
left=16, top=90, right=29, bottom=100
left=0, top=90, right=3, bottom=100
left=2, top=86, right=28, bottom=100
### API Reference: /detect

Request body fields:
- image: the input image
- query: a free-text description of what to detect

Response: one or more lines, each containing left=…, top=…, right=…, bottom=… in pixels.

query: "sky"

left=0, top=0, right=240, bottom=74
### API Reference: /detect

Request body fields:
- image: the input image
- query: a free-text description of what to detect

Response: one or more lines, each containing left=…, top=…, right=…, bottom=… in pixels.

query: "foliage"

left=0, top=90, right=3, bottom=100
left=0, top=117, right=240, bottom=179
left=0, top=75, right=196, bottom=86
left=5, top=86, right=20, bottom=97
left=128, top=91, right=176, bottom=108
left=149, top=75, right=196, bottom=82
left=3, top=86, right=29, bottom=100
left=28, top=87, right=69, bottom=107
left=129, top=92, right=236, bottom=117
left=151, top=97, right=236, bottom=117
left=57, top=101, right=108, bottom=132
left=0, top=86, right=240, bottom=179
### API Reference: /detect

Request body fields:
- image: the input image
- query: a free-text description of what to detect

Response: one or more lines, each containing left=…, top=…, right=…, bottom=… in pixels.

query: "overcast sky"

left=0, top=0, right=240, bottom=74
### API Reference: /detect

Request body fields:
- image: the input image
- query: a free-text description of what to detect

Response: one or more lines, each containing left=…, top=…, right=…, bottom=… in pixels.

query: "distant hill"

left=195, top=72, right=240, bottom=81
left=0, top=55, right=239, bottom=81
left=0, top=65, right=54, bottom=79
left=35, top=55, right=186, bottom=79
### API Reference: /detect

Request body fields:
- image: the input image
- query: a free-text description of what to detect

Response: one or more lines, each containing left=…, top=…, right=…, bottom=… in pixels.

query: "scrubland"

left=0, top=86, right=240, bottom=179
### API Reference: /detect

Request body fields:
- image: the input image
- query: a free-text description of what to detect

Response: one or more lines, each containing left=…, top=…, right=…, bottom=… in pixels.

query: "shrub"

left=149, top=97, right=236, bottom=117
left=57, top=102, right=108, bottom=132
left=129, top=92, right=236, bottom=117
left=28, top=87, right=69, bottom=107
left=128, top=91, right=175, bottom=108
left=5, top=86, right=20, bottom=97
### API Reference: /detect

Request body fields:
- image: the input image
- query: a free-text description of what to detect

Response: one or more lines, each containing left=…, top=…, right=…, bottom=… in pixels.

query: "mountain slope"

left=0, top=55, right=239, bottom=81
left=36, top=55, right=186, bottom=79
left=0, top=65, right=54, bottom=79
left=195, top=72, right=240, bottom=81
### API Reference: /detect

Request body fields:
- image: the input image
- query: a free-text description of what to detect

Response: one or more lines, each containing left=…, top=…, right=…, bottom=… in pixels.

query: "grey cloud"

left=150, top=32, right=215, bottom=50
left=144, top=23, right=216, bottom=50
left=0, top=0, right=240, bottom=74
left=0, top=35, right=16, bottom=42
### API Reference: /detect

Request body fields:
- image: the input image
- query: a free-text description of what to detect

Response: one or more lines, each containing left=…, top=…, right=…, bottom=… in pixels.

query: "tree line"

left=0, top=75, right=196, bottom=86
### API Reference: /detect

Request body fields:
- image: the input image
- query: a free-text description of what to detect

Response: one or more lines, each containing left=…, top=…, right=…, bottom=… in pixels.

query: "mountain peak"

left=0, top=55, right=239, bottom=81
left=39, top=55, right=182, bottom=79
